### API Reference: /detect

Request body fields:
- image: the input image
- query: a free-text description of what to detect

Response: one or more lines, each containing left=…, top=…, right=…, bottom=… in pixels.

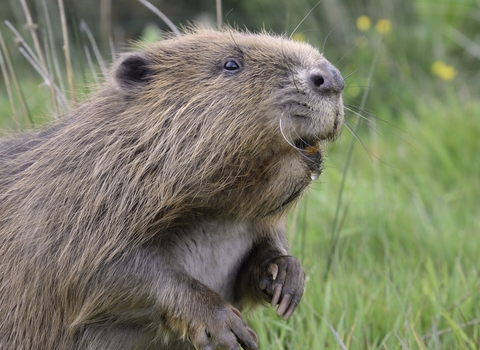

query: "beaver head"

left=105, top=28, right=344, bottom=220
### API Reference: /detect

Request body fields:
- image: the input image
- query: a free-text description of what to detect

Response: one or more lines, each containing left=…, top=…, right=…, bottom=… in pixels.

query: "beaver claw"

left=259, top=256, right=305, bottom=320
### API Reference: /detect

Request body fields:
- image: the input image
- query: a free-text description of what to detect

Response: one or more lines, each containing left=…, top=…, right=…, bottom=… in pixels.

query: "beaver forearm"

left=68, top=250, right=258, bottom=350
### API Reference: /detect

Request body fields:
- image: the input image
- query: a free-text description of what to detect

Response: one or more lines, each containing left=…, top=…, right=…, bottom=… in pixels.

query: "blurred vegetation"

left=0, top=0, right=479, bottom=348
left=0, top=0, right=479, bottom=125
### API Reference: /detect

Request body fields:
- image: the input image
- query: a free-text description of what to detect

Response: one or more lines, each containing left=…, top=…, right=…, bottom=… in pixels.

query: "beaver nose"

left=309, top=65, right=344, bottom=94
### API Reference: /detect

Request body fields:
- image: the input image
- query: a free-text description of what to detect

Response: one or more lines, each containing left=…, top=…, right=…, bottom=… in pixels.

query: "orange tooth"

left=304, top=145, right=319, bottom=155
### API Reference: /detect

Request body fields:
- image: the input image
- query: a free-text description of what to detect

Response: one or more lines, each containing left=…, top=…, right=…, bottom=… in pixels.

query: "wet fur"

left=0, top=28, right=343, bottom=349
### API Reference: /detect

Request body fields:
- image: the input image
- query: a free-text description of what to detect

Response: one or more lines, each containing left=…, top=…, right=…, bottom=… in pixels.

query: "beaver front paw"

left=189, top=305, right=258, bottom=350
left=258, top=256, right=305, bottom=320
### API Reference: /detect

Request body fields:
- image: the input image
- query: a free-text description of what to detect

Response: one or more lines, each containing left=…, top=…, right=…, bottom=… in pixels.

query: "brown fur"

left=0, top=28, right=344, bottom=349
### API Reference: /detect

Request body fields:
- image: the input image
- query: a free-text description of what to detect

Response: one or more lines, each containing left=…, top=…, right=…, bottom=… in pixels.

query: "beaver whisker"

left=342, top=121, right=374, bottom=162
left=345, top=104, right=416, bottom=145
left=281, top=114, right=310, bottom=151
left=293, top=138, right=317, bottom=150
left=279, top=115, right=318, bottom=167
left=278, top=116, right=297, bottom=150
left=284, top=113, right=322, bottom=169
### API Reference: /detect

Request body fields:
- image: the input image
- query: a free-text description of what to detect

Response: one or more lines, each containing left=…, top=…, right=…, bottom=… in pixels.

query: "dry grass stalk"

left=0, top=35, right=18, bottom=128
left=0, top=31, right=31, bottom=126
left=58, top=0, right=76, bottom=103
left=19, top=0, right=59, bottom=114
left=138, top=0, right=180, bottom=36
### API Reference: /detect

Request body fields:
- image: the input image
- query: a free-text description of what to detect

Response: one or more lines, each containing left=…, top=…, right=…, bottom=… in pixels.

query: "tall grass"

left=0, top=0, right=479, bottom=349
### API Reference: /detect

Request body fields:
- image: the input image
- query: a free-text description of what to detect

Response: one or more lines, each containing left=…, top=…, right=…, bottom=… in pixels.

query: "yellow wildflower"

left=356, top=16, right=371, bottom=32
left=375, top=19, right=392, bottom=34
left=431, top=61, right=457, bottom=81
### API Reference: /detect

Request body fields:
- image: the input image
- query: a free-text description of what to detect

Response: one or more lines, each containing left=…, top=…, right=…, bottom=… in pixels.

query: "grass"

left=1, top=0, right=479, bottom=348
left=247, top=2, right=480, bottom=347
left=251, top=94, right=480, bottom=349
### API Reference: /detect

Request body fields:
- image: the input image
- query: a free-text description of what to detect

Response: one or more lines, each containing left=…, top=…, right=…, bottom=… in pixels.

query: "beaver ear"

left=114, top=52, right=153, bottom=91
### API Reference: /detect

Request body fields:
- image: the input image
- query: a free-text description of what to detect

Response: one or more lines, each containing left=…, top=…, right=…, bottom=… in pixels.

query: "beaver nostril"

left=310, top=74, right=325, bottom=88
left=309, top=65, right=344, bottom=94
left=310, top=72, right=334, bottom=93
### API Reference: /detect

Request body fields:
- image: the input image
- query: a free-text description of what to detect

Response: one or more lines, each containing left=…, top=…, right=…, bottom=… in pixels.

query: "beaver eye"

left=223, top=59, right=241, bottom=72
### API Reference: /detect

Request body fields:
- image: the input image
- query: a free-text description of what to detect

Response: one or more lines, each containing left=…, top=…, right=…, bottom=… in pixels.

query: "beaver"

left=0, top=27, right=344, bottom=349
